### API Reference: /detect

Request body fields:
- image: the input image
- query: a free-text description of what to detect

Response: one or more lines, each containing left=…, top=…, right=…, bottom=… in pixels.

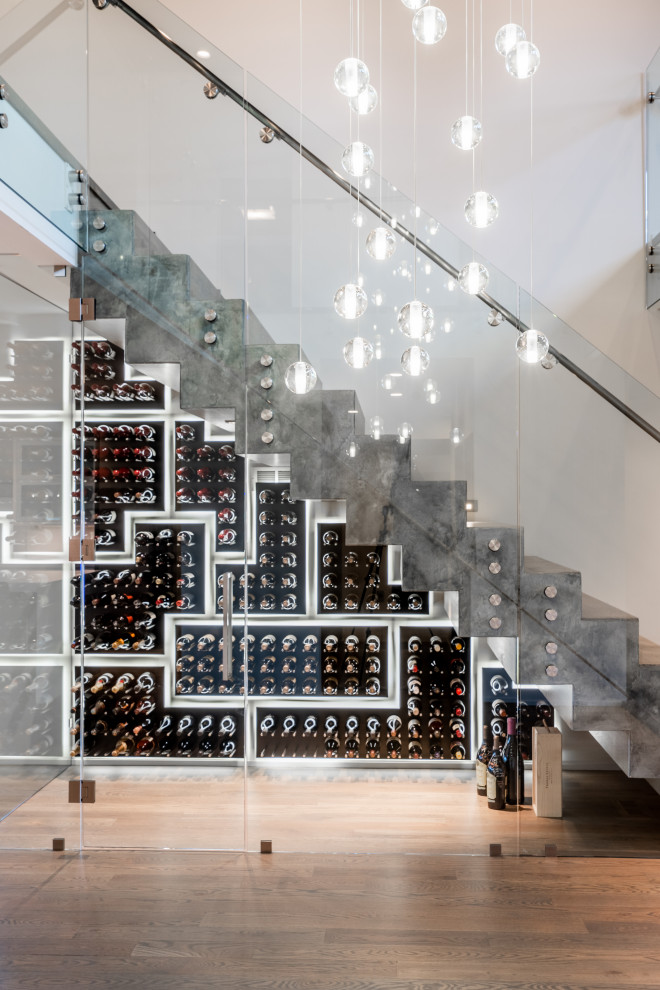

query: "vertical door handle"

left=220, top=571, right=234, bottom=679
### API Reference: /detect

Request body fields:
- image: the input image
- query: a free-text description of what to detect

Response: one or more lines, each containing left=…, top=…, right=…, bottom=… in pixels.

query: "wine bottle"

left=475, top=724, right=492, bottom=797
left=486, top=736, right=506, bottom=810
left=303, top=715, right=318, bottom=736
left=502, top=716, right=525, bottom=806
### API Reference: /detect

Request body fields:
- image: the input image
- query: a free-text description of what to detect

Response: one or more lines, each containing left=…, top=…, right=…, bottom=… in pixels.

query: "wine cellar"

left=0, top=330, right=554, bottom=769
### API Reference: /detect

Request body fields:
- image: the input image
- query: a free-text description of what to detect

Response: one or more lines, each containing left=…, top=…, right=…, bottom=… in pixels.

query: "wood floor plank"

left=2, top=851, right=660, bottom=989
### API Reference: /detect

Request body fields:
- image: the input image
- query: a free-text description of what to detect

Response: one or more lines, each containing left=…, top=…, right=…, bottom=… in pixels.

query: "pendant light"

left=340, top=0, right=374, bottom=370
left=494, top=22, right=525, bottom=56
left=451, top=3, right=481, bottom=151
left=411, top=6, right=447, bottom=45
left=399, top=27, right=433, bottom=374
left=515, top=0, right=548, bottom=363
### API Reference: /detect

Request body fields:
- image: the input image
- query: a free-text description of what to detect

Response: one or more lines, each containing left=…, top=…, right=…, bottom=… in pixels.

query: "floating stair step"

left=523, top=555, right=579, bottom=576
left=639, top=637, right=660, bottom=666
left=581, top=593, right=637, bottom=622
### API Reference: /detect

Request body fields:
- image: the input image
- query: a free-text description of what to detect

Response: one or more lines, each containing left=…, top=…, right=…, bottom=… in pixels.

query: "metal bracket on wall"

left=68, top=298, right=96, bottom=322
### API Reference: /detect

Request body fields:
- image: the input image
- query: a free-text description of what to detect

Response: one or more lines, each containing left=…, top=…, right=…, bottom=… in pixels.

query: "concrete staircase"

left=73, top=207, right=660, bottom=778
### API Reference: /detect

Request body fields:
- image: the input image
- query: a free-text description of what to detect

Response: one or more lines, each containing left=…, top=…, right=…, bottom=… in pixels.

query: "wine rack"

left=74, top=421, right=165, bottom=552
left=174, top=422, right=246, bottom=554
left=72, top=339, right=165, bottom=408
left=482, top=667, right=553, bottom=760
left=400, top=626, right=470, bottom=760
left=72, top=522, right=206, bottom=654
left=253, top=627, right=469, bottom=760
left=0, top=340, right=63, bottom=409
left=214, top=482, right=304, bottom=614
left=0, top=329, right=533, bottom=768
left=73, top=666, right=243, bottom=758
left=317, top=523, right=428, bottom=615
left=171, top=623, right=388, bottom=699
left=256, top=708, right=413, bottom=759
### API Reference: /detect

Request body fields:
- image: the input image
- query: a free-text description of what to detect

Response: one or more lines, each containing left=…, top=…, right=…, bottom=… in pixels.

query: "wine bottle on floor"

left=476, top=724, right=492, bottom=797
left=486, top=735, right=506, bottom=810
left=502, top=716, right=525, bottom=806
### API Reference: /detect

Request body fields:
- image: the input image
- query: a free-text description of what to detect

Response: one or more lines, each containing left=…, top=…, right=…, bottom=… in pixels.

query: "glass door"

left=77, top=0, right=251, bottom=849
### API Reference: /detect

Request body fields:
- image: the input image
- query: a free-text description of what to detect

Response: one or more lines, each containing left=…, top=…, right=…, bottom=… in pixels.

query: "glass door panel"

left=241, top=69, right=522, bottom=855
left=78, top=0, right=250, bottom=849
left=0, top=273, right=77, bottom=850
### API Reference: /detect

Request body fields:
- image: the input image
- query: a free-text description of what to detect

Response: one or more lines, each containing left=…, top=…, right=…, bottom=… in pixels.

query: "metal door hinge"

left=69, top=535, right=95, bottom=561
left=69, top=780, right=96, bottom=804
left=69, top=298, right=96, bottom=322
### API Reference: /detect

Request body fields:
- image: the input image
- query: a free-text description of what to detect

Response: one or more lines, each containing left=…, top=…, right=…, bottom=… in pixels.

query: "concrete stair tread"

left=523, top=555, right=579, bottom=576
left=639, top=636, right=660, bottom=665
left=581, top=592, right=636, bottom=622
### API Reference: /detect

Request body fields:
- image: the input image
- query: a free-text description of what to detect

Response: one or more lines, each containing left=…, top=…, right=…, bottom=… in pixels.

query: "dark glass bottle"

left=486, top=736, right=506, bottom=810
left=475, top=723, right=492, bottom=796
left=502, top=716, right=525, bottom=806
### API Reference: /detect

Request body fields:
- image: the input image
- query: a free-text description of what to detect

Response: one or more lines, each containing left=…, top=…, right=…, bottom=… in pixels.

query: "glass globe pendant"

left=450, top=115, right=482, bottom=151
left=343, top=336, right=374, bottom=369
left=366, top=226, right=396, bottom=260
left=515, top=329, right=549, bottom=364
left=465, top=191, right=499, bottom=228
left=334, top=283, right=367, bottom=319
left=412, top=6, right=447, bottom=44
left=458, top=261, right=489, bottom=295
left=341, top=141, right=374, bottom=178
left=495, top=23, right=525, bottom=56
left=506, top=40, right=540, bottom=79
left=401, top=345, right=430, bottom=376
left=369, top=415, right=384, bottom=440
left=398, top=300, right=434, bottom=340
left=285, top=360, right=317, bottom=394
left=334, top=57, right=369, bottom=98
left=349, top=85, right=378, bottom=115
left=401, top=0, right=429, bottom=8
left=397, top=422, right=413, bottom=444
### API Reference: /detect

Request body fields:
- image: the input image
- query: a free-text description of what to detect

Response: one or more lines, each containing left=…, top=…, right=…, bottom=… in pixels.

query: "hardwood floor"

left=1, top=763, right=660, bottom=856
left=1, top=849, right=660, bottom=989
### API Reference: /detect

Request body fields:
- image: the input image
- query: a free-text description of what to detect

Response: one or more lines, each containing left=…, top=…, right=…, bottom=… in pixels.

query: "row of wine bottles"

left=476, top=718, right=526, bottom=809
left=173, top=626, right=387, bottom=699
left=72, top=338, right=163, bottom=407
left=257, top=710, right=467, bottom=759
left=71, top=668, right=242, bottom=758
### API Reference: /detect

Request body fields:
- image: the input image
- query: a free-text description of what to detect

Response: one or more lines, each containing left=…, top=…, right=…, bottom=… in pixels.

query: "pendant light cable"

left=529, top=0, right=534, bottom=324
left=298, top=0, right=303, bottom=362
left=413, top=35, right=417, bottom=300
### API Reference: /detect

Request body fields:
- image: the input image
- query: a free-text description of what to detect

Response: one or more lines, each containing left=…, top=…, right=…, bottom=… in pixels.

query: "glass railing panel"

left=0, top=0, right=88, bottom=249
left=518, top=291, right=660, bottom=856
left=0, top=272, right=77, bottom=850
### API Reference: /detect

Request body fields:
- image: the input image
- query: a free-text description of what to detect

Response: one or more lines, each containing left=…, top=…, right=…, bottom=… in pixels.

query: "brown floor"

left=1, top=763, right=660, bottom=856
left=1, top=849, right=660, bottom=989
